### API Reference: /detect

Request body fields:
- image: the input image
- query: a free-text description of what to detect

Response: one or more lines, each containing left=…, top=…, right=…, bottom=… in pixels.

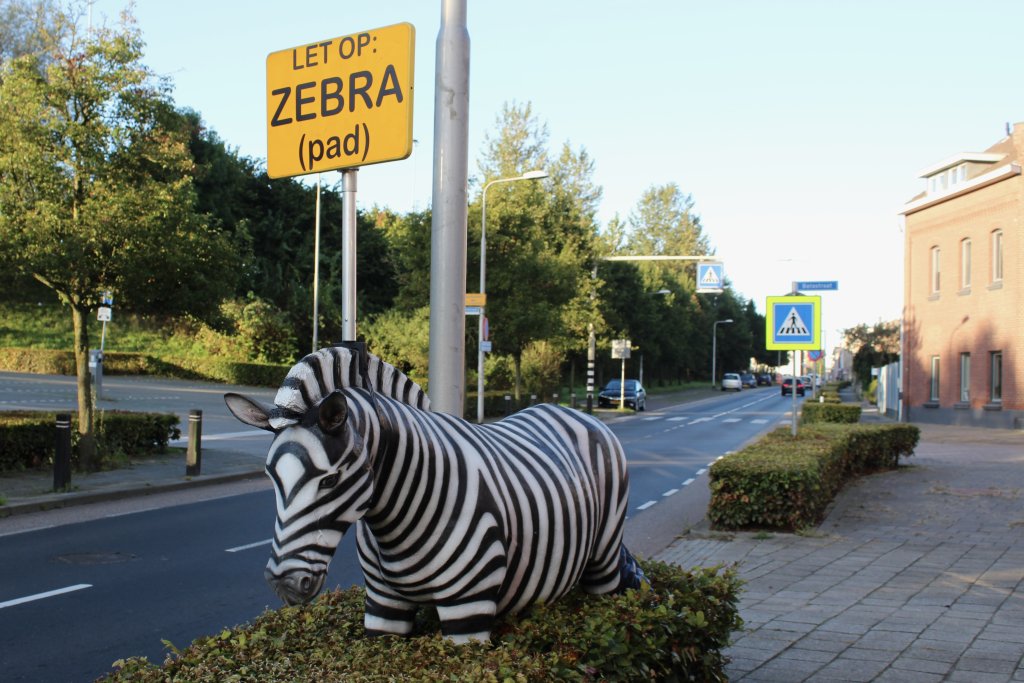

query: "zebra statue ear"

left=224, top=393, right=274, bottom=432
left=318, top=390, right=349, bottom=435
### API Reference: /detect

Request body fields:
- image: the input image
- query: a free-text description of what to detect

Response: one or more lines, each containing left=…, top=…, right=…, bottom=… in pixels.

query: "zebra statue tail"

left=618, top=545, right=650, bottom=592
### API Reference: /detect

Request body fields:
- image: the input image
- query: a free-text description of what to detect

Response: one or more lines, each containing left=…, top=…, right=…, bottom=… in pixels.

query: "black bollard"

left=570, top=393, right=577, bottom=409
left=530, top=394, right=537, bottom=406
left=504, top=395, right=512, bottom=417
left=54, top=413, right=71, bottom=491
left=186, top=410, right=202, bottom=476
left=552, top=393, right=559, bottom=405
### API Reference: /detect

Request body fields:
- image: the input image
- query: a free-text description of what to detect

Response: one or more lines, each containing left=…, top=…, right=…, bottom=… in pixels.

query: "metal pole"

left=477, top=184, right=489, bottom=423
left=312, top=173, right=322, bottom=352
left=54, top=413, right=71, bottom=491
left=791, top=350, right=798, bottom=436
left=711, top=327, right=717, bottom=389
left=186, top=410, right=202, bottom=476
left=619, top=357, right=626, bottom=407
left=341, top=168, right=358, bottom=341
left=428, top=0, right=470, bottom=415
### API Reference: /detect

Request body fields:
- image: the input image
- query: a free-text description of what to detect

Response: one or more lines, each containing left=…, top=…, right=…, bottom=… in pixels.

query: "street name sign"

left=766, top=295, right=821, bottom=350
left=266, top=22, right=415, bottom=178
left=795, top=280, right=838, bottom=291
left=611, top=339, right=632, bottom=359
left=696, top=262, right=724, bottom=293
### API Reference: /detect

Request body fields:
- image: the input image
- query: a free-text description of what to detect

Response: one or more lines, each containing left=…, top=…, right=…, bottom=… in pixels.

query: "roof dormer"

left=920, top=153, right=1005, bottom=196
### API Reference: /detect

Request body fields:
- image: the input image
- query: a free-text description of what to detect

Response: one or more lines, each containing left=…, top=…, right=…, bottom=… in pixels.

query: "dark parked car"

left=740, top=373, right=757, bottom=388
left=598, top=379, right=647, bottom=411
left=781, top=377, right=805, bottom=397
left=756, top=373, right=773, bottom=386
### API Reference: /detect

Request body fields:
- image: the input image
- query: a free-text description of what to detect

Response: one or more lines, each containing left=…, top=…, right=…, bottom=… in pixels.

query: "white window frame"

left=930, top=356, right=940, bottom=401
left=930, top=246, right=941, bottom=294
left=959, top=352, right=970, bottom=403
left=960, top=238, right=971, bottom=289
left=992, top=229, right=1003, bottom=282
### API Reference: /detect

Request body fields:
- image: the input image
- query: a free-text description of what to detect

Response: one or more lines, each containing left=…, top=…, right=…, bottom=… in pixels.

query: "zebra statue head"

left=223, top=345, right=424, bottom=606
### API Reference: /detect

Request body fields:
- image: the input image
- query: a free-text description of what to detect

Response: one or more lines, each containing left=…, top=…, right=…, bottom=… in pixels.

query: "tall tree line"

left=0, top=1, right=776, bottom=409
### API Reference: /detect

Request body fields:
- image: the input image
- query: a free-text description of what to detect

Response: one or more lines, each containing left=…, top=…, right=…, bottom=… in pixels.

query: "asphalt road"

left=0, top=373, right=800, bottom=681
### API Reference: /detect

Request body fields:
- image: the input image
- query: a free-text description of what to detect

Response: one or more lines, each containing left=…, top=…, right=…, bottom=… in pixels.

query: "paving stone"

left=955, top=654, right=1020, bottom=675
left=890, top=655, right=954, bottom=675
left=808, top=656, right=889, bottom=682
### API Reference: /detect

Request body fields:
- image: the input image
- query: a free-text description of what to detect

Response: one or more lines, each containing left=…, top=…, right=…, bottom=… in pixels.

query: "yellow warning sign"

left=265, top=23, right=415, bottom=178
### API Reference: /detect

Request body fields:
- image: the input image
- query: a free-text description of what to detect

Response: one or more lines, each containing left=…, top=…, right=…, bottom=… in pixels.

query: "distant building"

left=899, top=122, right=1022, bottom=428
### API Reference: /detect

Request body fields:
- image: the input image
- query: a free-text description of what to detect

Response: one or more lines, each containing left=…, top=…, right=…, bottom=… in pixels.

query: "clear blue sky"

left=90, top=0, right=1024, bottom=346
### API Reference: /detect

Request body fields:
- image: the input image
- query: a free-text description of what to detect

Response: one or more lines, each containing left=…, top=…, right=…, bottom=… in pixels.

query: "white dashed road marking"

left=226, top=539, right=274, bottom=553
left=0, top=584, right=92, bottom=610
left=637, top=500, right=658, bottom=511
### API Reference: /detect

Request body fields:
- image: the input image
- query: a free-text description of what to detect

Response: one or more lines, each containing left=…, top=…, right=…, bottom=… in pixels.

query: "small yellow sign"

left=465, top=293, right=487, bottom=307
left=266, top=22, right=415, bottom=178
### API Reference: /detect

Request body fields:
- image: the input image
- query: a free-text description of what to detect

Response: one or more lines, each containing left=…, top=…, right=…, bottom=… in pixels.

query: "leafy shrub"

left=219, top=294, right=298, bottom=365
left=0, top=410, right=180, bottom=472
left=708, top=423, right=920, bottom=531
left=801, top=402, right=861, bottom=424
left=102, top=559, right=742, bottom=682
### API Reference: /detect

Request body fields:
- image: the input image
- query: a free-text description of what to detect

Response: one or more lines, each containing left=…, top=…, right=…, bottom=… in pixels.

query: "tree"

left=471, top=102, right=590, bottom=400
left=0, top=6, right=238, bottom=467
left=844, top=320, right=900, bottom=388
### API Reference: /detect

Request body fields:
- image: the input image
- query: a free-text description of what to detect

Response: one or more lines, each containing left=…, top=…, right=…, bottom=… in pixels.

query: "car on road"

left=740, top=372, right=757, bottom=388
left=721, top=373, right=742, bottom=391
left=598, top=379, right=647, bottom=411
left=756, top=373, right=774, bottom=386
left=781, top=377, right=805, bottom=397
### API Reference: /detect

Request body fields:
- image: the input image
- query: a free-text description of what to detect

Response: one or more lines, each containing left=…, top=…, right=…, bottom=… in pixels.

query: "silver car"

left=721, top=373, right=742, bottom=391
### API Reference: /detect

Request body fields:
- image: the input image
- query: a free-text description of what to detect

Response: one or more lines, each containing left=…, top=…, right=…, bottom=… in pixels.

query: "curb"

left=0, top=469, right=266, bottom=518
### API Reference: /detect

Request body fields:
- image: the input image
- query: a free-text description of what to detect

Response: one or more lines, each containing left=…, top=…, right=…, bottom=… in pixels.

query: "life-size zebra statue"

left=224, top=345, right=647, bottom=642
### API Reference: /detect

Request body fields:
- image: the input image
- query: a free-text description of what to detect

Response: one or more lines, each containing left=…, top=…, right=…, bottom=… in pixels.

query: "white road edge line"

left=636, top=500, right=658, bottom=511
left=696, top=468, right=707, bottom=475
left=0, top=583, right=92, bottom=610
left=682, top=478, right=695, bottom=486
left=662, top=488, right=678, bottom=497
left=226, top=539, right=274, bottom=553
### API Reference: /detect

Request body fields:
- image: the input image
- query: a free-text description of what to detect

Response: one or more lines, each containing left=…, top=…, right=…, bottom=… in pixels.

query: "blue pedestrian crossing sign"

left=696, top=262, right=724, bottom=293
left=766, top=295, right=821, bottom=350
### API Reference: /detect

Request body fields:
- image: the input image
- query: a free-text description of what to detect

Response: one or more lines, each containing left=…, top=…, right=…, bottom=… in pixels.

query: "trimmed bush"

left=801, top=402, right=861, bottom=424
left=708, top=423, right=920, bottom=531
left=0, top=410, right=180, bottom=472
left=101, top=559, right=742, bottom=682
left=0, top=347, right=288, bottom=387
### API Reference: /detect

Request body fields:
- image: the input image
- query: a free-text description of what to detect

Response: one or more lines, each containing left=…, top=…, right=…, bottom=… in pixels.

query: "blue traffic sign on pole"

left=696, top=262, right=724, bottom=293
left=766, top=295, right=821, bottom=350
left=795, top=281, right=838, bottom=291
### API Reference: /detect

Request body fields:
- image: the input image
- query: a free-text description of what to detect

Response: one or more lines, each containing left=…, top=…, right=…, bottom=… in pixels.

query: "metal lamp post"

left=711, top=318, right=734, bottom=388
left=477, top=169, right=548, bottom=423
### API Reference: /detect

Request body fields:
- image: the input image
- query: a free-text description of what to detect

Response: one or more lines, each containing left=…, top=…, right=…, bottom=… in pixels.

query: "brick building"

left=899, top=122, right=1022, bottom=428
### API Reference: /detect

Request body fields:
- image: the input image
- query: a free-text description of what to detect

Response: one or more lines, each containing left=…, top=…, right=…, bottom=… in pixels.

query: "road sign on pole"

left=794, top=281, right=838, bottom=291
left=265, top=22, right=415, bottom=178
left=766, top=295, right=821, bottom=350
left=696, top=262, right=724, bottom=293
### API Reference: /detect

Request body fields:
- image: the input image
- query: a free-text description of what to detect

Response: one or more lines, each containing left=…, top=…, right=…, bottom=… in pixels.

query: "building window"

left=959, top=353, right=970, bottom=402
left=960, top=238, right=971, bottom=289
left=930, top=356, right=940, bottom=401
left=930, top=246, right=941, bottom=294
left=990, top=351, right=1002, bottom=402
left=992, top=229, right=1003, bottom=282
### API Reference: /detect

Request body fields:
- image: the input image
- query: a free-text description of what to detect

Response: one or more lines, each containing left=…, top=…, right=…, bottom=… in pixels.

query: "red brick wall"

left=903, top=170, right=1021, bottom=418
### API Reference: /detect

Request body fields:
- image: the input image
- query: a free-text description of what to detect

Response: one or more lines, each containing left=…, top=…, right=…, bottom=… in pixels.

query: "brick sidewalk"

left=657, top=423, right=1024, bottom=682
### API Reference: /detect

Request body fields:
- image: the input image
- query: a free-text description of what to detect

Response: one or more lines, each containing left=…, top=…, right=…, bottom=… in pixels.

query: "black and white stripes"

left=225, top=349, right=645, bottom=643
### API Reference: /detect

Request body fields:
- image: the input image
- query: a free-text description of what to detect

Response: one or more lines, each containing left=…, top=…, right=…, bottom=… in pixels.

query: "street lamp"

left=711, top=319, right=734, bottom=388
left=478, top=169, right=548, bottom=423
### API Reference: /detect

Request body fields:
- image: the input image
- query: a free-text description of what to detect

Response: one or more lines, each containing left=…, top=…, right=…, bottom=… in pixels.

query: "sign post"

left=611, top=339, right=631, bottom=408
left=766, top=295, right=822, bottom=436
left=266, top=23, right=415, bottom=344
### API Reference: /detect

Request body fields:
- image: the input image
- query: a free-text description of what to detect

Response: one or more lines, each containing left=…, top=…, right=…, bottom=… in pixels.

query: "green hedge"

left=800, top=402, right=861, bottom=424
left=0, top=410, right=180, bottom=472
left=0, top=347, right=288, bottom=387
left=708, top=423, right=920, bottom=531
left=102, top=559, right=742, bottom=682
